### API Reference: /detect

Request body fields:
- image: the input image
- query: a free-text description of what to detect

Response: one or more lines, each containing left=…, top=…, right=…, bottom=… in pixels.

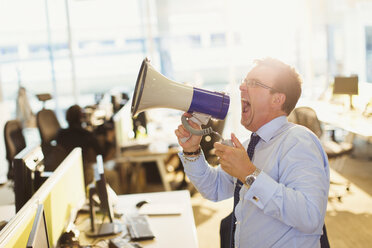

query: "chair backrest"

left=4, top=120, right=26, bottom=178
left=36, top=109, right=61, bottom=144
left=4, top=120, right=26, bottom=163
left=288, top=107, right=323, bottom=138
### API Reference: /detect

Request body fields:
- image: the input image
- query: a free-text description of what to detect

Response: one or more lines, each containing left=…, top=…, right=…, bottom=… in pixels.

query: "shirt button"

left=253, top=196, right=259, bottom=202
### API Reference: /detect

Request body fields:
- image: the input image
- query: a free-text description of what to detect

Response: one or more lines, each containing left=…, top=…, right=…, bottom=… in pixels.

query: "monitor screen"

left=14, top=145, right=45, bottom=212
left=26, top=204, right=50, bottom=248
left=333, top=76, right=359, bottom=95
left=113, top=99, right=134, bottom=148
left=94, top=155, right=114, bottom=223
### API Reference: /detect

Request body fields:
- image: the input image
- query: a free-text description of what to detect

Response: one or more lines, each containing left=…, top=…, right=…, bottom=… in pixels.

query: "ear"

left=272, top=93, right=286, bottom=108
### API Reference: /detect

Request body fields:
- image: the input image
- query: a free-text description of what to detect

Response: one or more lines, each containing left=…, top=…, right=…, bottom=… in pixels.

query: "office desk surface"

left=298, top=100, right=372, bottom=137
left=78, top=190, right=198, bottom=248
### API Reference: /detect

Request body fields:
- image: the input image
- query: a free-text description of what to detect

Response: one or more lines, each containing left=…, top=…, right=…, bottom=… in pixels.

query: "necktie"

left=231, top=133, right=260, bottom=248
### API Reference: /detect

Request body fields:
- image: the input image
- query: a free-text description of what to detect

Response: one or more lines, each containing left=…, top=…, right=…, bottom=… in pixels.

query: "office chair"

left=36, top=109, right=61, bottom=145
left=288, top=106, right=353, bottom=200
left=36, top=108, right=68, bottom=174
left=4, top=120, right=26, bottom=179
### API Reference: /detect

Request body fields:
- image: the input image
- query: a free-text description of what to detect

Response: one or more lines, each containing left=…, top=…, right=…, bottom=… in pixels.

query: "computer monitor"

left=113, top=98, right=134, bottom=149
left=13, top=145, right=45, bottom=212
left=95, top=155, right=114, bottom=222
left=26, top=204, right=50, bottom=248
left=0, top=148, right=85, bottom=248
left=333, top=76, right=359, bottom=109
left=132, top=111, right=148, bottom=138
left=86, top=155, right=121, bottom=237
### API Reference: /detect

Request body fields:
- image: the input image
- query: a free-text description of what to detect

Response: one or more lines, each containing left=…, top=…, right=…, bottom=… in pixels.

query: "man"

left=57, top=105, right=104, bottom=159
left=57, top=105, right=120, bottom=193
left=175, top=58, right=329, bottom=247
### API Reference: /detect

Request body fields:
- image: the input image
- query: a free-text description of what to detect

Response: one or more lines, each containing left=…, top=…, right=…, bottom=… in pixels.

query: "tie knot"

left=250, top=133, right=260, bottom=146
left=247, top=133, right=260, bottom=160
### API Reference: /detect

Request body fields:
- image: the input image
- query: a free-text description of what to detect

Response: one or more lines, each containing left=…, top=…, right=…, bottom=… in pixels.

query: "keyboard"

left=127, top=215, right=155, bottom=241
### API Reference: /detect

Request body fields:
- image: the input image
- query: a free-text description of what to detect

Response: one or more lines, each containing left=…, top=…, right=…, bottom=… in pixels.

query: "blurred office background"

left=1, top=0, right=372, bottom=246
left=1, top=0, right=371, bottom=118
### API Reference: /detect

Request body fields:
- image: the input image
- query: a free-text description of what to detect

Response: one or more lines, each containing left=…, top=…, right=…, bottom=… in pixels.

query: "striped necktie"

left=231, top=133, right=260, bottom=248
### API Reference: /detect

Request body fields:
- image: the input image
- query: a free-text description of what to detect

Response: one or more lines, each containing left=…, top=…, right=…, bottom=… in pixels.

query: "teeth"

left=241, top=98, right=251, bottom=113
left=242, top=98, right=250, bottom=105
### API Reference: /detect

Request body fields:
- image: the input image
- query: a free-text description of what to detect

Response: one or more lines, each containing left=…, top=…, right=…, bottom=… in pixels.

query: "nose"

left=239, top=82, right=248, bottom=92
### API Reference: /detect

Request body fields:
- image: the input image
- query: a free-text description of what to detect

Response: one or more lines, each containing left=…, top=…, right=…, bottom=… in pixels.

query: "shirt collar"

left=255, top=115, right=288, bottom=143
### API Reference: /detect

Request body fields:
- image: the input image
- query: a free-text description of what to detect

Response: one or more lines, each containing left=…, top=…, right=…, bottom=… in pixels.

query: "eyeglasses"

left=242, top=79, right=279, bottom=92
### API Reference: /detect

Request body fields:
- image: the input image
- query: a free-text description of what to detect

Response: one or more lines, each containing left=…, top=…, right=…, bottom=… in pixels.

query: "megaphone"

left=131, top=58, right=230, bottom=143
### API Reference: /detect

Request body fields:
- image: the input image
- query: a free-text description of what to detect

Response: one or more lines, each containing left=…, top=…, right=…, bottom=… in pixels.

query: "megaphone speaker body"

left=132, top=58, right=229, bottom=120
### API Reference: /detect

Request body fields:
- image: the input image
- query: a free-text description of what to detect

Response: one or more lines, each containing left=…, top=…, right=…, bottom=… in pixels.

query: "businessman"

left=175, top=58, right=330, bottom=247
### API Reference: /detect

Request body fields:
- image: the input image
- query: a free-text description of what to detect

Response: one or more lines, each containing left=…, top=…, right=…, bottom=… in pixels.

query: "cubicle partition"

left=0, top=148, right=86, bottom=248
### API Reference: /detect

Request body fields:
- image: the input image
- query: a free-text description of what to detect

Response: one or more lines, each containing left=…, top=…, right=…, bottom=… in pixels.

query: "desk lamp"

left=36, top=93, right=52, bottom=109
left=333, top=76, right=359, bottom=110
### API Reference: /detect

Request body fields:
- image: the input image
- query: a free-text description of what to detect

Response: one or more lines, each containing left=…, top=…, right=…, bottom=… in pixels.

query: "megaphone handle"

left=180, top=135, right=191, bottom=144
left=180, top=115, right=213, bottom=143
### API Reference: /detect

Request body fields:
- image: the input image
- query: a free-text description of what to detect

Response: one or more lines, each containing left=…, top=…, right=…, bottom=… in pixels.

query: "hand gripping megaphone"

left=131, top=58, right=232, bottom=144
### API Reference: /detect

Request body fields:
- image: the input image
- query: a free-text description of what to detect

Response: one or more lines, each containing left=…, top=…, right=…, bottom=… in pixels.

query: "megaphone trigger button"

left=222, top=139, right=234, bottom=147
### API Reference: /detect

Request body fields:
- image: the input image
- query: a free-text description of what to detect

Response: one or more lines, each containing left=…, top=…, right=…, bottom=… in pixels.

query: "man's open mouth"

left=241, top=98, right=251, bottom=113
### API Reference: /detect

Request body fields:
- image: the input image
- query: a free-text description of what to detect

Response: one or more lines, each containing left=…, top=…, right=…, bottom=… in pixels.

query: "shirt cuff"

left=245, top=171, right=279, bottom=209
left=178, top=150, right=208, bottom=176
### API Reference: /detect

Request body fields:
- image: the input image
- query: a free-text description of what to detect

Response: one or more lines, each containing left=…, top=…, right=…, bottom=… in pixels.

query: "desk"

left=77, top=190, right=198, bottom=248
left=298, top=100, right=372, bottom=138
left=113, top=102, right=181, bottom=192
left=116, top=146, right=180, bottom=191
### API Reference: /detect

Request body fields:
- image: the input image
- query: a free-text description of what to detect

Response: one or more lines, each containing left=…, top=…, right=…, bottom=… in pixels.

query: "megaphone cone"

left=131, top=58, right=194, bottom=117
left=131, top=58, right=230, bottom=121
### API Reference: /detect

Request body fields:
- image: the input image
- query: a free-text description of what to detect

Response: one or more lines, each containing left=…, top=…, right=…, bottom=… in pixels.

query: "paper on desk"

left=138, top=203, right=182, bottom=216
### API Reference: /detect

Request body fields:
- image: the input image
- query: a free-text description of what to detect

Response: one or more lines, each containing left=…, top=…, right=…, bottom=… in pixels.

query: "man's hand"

left=174, top=113, right=202, bottom=153
left=214, top=133, right=256, bottom=181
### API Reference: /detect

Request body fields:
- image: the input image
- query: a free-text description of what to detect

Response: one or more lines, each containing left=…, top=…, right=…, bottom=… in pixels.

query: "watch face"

left=245, top=175, right=255, bottom=186
left=245, top=168, right=261, bottom=187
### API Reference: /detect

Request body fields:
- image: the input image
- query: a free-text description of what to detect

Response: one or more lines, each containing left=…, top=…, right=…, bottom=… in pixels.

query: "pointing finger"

left=231, top=133, right=244, bottom=149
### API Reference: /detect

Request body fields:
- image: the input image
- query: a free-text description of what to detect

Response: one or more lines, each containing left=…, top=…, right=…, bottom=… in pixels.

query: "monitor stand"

left=85, top=186, right=122, bottom=238
left=86, top=222, right=122, bottom=238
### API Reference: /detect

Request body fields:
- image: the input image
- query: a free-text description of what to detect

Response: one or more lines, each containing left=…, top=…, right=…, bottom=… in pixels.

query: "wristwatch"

left=244, top=167, right=261, bottom=188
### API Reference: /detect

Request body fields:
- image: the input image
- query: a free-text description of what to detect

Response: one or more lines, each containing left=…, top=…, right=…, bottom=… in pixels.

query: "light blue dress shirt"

left=179, top=116, right=330, bottom=248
